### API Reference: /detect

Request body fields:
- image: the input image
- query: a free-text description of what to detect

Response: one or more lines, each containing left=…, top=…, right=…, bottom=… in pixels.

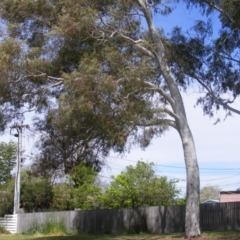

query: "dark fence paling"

left=75, top=205, right=186, bottom=234
left=76, top=202, right=240, bottom=234
left=200, top=202, right=240, bottom=231
left=17, top=202, right=240, bottom=234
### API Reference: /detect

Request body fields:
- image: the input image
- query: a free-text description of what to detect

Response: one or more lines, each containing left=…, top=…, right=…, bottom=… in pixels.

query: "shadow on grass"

left=20, top=233, right=185, bottom=240
left=34, top=231, right=240, bottom=240
left=202, top=230, right=240, bottom=239
left=2, top=231, right=240, bottom=240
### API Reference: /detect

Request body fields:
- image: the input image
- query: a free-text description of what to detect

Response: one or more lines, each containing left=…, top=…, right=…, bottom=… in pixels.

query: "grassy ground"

left=0, top=231, right=240, bottom=240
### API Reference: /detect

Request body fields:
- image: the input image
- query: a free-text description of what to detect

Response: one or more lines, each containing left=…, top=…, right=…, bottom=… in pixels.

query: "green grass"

left=0, top=231, right=240, bottom=240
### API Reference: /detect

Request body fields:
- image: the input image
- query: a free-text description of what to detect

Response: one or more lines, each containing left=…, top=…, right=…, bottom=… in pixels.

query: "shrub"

left=23, top=220, right=67, bottom=235
left=0, top=226, right=10, bottom=234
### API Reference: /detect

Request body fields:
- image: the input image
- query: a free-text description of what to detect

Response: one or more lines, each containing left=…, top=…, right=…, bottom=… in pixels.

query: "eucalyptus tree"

left=0, top=0, right=201, bottom=236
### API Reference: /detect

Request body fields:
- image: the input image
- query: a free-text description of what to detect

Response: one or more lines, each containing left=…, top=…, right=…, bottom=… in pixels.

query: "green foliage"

left=68, top=163, right=102, bottom=210
left=69, top=162, right=97, bottom=187
left=0, top=178, right=14, bottom=217
left=0, top=0, right=170, bottom=149
left=0, top=142, right=15, bottom=215
left=100, top=161, right=180, bottom=208
left=51, top=183, right=75, bottom=211
left=176, top=197, right=186, bottom=205
left=20, top=171, right=53, bottom=212
left=23, top=220, right=67, bottom=235
left=72, top=183, right=102, bottom=210
left=50, top=163, right=102, bottom=211
left=0, top=141, right=17, bottom=184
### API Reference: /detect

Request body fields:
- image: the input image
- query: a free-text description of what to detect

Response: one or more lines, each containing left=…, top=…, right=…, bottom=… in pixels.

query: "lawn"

left=0, top=231, right=240, bottom=240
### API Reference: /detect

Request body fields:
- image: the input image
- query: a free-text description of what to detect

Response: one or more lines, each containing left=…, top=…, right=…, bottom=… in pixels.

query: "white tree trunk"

left=137, top=0, right=201, bottom=237
left=163, top=70, right=201, bottom=237
left=177, top=116, right=200, bottom=237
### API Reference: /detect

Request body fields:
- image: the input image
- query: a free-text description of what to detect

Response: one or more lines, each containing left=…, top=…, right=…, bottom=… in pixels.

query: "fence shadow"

left=18, top=202, right=240, bottom=234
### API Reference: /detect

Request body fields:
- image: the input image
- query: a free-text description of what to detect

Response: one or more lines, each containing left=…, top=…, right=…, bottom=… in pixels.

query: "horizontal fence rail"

left=16, top=202, right=240, bottom=234
left=0, top=215, right=17, bottom=234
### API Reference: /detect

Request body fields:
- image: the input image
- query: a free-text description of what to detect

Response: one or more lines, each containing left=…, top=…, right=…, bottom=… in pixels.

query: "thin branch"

left=47, top=76, right=64, bottom=82
left=208, top=2, right=235, bottom=25
left=189, top=73, right=240, bottom=115
left=118, top=33, right=155, bottom=58
left=46, top=81, right=63, bottom=89
left=186, top=32, right=240, bottom=65
left=141, top=80, right=175, bottom=106
left=13, top=72, right=64, bottom=84
left=150, top=107, right=179, bottom=121
left=136, top=118, right=177, bottom=129
left=12, top=73, right=46, bottom=83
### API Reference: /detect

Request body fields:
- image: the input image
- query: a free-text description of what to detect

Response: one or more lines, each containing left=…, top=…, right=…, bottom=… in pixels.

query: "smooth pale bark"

left=177, top=118, right=200, bottom=237
left=137, top=0, right=200, bottom=237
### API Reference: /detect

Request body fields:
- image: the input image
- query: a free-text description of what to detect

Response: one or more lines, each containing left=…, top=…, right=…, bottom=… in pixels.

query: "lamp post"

left=11, top=123, right=28, bottom=215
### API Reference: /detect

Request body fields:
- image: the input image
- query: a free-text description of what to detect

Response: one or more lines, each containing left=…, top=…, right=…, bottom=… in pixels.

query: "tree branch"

left=136, top=118, right=177, bottom=129
left=189, top=73, right=240, bottom=115
left=208, top=2, right=235, bottom=25
left=150, top=107, right=180, bottom=121
left=117, top=33, right=155, bottom=58
left=141, top=80, right=175, bottom=107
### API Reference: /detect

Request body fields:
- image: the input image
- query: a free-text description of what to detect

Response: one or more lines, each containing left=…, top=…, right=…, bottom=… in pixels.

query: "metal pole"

left=11, top=123, right=27, bottom=215
left=13, top=128, right=20, bottom=215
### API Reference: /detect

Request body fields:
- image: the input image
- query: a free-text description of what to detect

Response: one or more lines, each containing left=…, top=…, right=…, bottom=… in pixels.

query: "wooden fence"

left=200, top=201, right=240, bottom=231
left=17, top=202, right=240, bottom=234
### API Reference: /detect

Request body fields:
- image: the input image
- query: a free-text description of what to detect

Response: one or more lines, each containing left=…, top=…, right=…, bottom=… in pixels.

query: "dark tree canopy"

left=20, top=170, right=53, bottom=212
left=172, top=0, right=240, bottom=118
left=0, top=0, right=168, bottom=173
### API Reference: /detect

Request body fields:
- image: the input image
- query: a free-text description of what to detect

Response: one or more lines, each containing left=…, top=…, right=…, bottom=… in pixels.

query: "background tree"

left=49, top=162, right=103, bottom=211
left=0, top=178, right=14, bottom=216
left=50, top=182, right=74, bottom=211
left=0, top=141, right=17, bottom=216
left=0, top=141, right=17, bottom=184
left=30, top=105, right=111, bottom=178
left=20, top=170, right=53, bottom=212
left=100, top=161, right=180, bottom=209
left=68, top=162, right=102, bottom=210
left=200, top=185, right=220, bottom=203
